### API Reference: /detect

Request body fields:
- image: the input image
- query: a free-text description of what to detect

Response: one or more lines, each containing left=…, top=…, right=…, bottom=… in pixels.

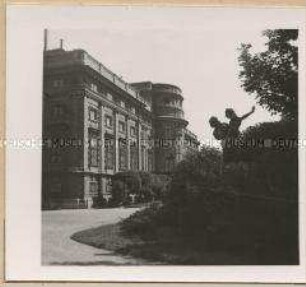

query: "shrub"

left=120, top=122, right=299, bottom=264
left=120, top=204, right=164, bottom=239
left=112, top=171, right=169, bottom=205
left=161, top=146, right=240, bottom=236
left=239, top=120, right=298, bottom=200
left=112, top=171, right=141, bottom=205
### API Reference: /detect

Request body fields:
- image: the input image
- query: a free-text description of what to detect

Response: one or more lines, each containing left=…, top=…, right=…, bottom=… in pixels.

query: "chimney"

left=44, top=29, right=48, bottom=51
left=60, top=38, right=64, bottom=50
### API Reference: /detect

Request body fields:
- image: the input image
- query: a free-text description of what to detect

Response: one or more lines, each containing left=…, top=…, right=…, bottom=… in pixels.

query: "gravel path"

left=42, top=207, right=147, bottom=265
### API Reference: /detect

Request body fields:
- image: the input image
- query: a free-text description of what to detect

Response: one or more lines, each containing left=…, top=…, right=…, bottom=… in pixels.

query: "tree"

left=238, top=29, right=298, bottom=121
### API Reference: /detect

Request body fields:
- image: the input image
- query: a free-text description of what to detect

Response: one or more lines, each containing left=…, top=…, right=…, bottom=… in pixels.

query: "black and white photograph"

left=5, top=5, right=306, bottom=282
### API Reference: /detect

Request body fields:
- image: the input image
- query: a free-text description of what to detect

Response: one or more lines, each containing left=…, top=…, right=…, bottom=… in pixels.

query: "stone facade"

left=42, top=47, right=199, bottom=209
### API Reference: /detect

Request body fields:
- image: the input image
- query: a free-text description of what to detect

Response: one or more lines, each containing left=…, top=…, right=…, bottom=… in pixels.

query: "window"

left=105, top=136, right=114, bottom=170
left=99, top=87, right=107, bottom=95
left=50, top=177, right=62, bottom=194
left=118, top=121, right=126, bottom=133
left=90, top=83, right=98, bottom=92
left=140, top=130, right=145, bottom=140
left=148, top=149, right=154, bottom=172
left=131, top=106, right=136, bottom=114
left=89, top=181, right=98, bottom=196
left=165, top=127, right=172, bottom=139
left=53, top=79, right=64, bottom=87
left=130, top=126, right=136, bottom=137
left=119, top=139, right=127, bottom=171
left=130, top=142, right=138, bottom=171
left=163, top=98, right=171, bottom=105
left=88, top=131, right=99, bottom=167
left=88, top=108, right=98, bottom=122
left=50, top=183, right=62, bottom=194
left=50, top=152, right=62, bottom=164
left=105, top=115, right=113, bottom=128
left=165, top=154, right=175, bottom=172
left=141, top=146, right=146, bottom=170
left=52, top=105, right=64, bottom=118
left=120, top=101, right=125, bottom=109
left=106, top=177, right=112, bottom=193
left=106, top=93, right=113, bottom=101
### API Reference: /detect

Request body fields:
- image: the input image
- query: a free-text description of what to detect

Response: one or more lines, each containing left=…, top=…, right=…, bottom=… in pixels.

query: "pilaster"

left=114, top=111, right=119, bottom=172
left=99, top=105, right=105, bottom=172
left=137, top=121, right=142, bottom=170
left=126, top=118, right=131, bottom=170
left=83, top=96, right=89, bottom=171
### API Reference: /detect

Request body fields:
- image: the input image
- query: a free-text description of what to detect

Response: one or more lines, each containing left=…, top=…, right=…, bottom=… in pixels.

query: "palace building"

left=42, top=40, right=199, bottom=209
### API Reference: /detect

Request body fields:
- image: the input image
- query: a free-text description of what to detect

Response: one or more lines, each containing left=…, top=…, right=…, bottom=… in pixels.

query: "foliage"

left=122, top=146, right=237, bottom=239
left=227, top=120, right=298, bottom=162
left=238, top=29, right=298, bottom=120
left=243, top=120, right=298, bottom=200
left=112, top=171, right=141, bottom=205
left=120, top=138, right=299, bottom=264
left=111, top=171, right=169, bottom=205
left=118, top=29, right=300, bottom=263
left=120, top=204, right=167, bottom=240
left=242, top=119, right=297, bottom=140
left=163, top=146, right=237, bottom=236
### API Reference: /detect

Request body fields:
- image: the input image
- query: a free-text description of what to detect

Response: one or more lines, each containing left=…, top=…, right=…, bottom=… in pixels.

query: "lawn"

left=70, top=222, right=252, bottom=265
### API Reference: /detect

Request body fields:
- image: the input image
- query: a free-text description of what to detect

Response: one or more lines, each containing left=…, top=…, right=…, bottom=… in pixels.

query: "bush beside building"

left=119, top=120, right=299, bottom=264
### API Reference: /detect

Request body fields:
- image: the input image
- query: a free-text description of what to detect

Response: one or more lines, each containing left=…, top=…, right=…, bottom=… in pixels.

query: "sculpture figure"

left=225, top=106, right=255, bottom=139
left=209, top=116, right=229, bottom=147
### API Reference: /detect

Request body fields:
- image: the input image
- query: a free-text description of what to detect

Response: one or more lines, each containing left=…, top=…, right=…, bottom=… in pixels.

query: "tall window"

left=88, top=131, right=99, bottom=167
left=89, top=181, right=98, bottom=197
left=53, top=79, right=64, bottom=87
left=52, top=105, right=64, bottom=118
left=88, top=108, right=98, bottom=122
left=148, top=149, right=154, bottom=172
left=99, top=87, right=107, bottom=95
left=50, top=150, right=62, bottom=164
left=130, top=126, right=136, bottom=137
left=119, top=139, right=127, bottom=171
left=105, top=115, right=113, bottom=128
left=120, top=100, right=125, bottom=109
left=165, top=154, right=175, bottom=172
left=106, top=93, right=113, bottom=101
left=141, top=146, right=146, bottom=170
left=119, top=121, right=126, bottom=133
left=50, top=177, right=62, bottom=195
left=130, top=142, right=138, bottom=171
left=90, top=83, right=98, bottom=92
left=165, top=126, right=172, bottom=139
left=105, top=136, right=114, bottom=170
left=106, top=177, right=112, bottom=194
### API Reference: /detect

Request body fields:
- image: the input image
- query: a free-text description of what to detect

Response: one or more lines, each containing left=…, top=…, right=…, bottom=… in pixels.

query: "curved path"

left=42, top=207, right=149, bottom=265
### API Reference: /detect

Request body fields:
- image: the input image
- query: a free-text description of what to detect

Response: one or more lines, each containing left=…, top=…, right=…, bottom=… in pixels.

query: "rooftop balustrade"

left=44, top=49, right=147, bottom=105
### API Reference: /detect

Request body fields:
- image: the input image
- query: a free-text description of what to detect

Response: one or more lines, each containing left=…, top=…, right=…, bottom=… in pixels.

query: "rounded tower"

left=151, top=83, right=188, bottom=174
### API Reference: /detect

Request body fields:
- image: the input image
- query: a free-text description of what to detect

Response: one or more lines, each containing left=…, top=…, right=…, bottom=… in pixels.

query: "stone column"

left=99, top=105, right=105, bottom=173
left=137, top=121, right=142, bottom=170
left=178, top=128, right=185, bottom=162
left=83, top=96, right=89, bottom=205
left=126, top=118, right=131, bottom=170
left=83, top=96, right=89, bottom=171
left=114, top=111, right=119, bottom=172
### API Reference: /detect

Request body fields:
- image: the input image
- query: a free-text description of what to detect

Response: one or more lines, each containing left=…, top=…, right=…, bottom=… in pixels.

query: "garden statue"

left=210, top=106, right=256, bottom=171
left=209, top=116, right=229, bottom=147
left=225, top=106, right=255, bottom=139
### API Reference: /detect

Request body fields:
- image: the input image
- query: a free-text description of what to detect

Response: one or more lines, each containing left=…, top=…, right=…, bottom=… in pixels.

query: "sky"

left=43, top=7, right=302, bottom=146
